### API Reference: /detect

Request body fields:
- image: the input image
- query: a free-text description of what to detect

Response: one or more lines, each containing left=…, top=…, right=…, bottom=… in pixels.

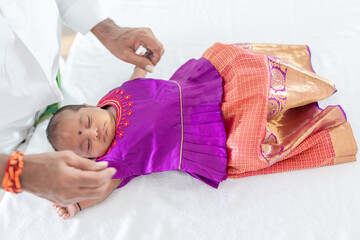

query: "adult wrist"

left=0, top=154, right=10, bottom=183
left=91, top=18, right=122, bottom=44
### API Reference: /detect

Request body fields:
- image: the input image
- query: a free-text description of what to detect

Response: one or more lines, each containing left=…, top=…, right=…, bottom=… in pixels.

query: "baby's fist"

left=53, top=203, right=79, bottom=220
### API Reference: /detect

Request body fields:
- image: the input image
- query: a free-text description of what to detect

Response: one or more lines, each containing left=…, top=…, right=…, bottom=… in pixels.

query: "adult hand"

left=18, top=151, right=116, bottom=206
left=91, top=18, right=164, bottom=73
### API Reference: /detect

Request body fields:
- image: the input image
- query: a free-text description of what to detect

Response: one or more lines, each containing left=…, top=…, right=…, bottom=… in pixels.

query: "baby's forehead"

left=54, top=109, right=81, bottom=134
left=53, top=114, right=81, bottom=151
left=58, top=108, right=83, bottom=121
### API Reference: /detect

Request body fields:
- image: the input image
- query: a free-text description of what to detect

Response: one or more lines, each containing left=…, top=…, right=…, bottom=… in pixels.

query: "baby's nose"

left=87, top=128, right=99, bottom=140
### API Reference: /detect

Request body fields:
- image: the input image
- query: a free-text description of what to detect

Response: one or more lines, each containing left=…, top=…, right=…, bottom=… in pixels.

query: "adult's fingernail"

left=108, top=167, right=117, bottom=176
left=95, top=161, right=108, bottom=168
left=145, top=65, right=154, bottom=73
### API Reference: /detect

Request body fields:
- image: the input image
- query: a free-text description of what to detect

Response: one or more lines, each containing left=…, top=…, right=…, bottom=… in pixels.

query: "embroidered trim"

left=96, top=88, right=134, bottom=161
left=170, top=80, right=184, bottom=170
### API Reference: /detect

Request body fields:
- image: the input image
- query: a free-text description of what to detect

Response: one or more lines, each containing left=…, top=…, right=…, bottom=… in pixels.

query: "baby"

left=48, top=66, right=148, bottom=219
left=46, top=63, right=147, bottom=158
left=48, top=43, right=357, bottom=220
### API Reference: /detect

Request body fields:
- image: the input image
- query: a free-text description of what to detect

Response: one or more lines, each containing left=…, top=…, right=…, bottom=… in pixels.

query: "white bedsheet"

left=1, top=0, right=359, bottom=239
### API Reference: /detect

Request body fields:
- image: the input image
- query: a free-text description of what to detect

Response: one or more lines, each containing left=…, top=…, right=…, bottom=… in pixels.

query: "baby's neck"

left=105, top=106, right=117, bottom=123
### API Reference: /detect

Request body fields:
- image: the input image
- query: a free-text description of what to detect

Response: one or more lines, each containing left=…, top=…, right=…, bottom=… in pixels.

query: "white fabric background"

left=1, top=0, right=359, bottom=239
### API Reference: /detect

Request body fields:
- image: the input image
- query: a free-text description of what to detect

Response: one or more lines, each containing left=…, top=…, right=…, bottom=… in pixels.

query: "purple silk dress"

left=95, top=58, right=228, bottom=188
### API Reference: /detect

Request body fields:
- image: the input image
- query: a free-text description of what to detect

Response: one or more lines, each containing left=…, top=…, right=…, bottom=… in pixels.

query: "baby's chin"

left=68, top=149, right=102, bottom=159
left=85, top=148, right=109, bottom=159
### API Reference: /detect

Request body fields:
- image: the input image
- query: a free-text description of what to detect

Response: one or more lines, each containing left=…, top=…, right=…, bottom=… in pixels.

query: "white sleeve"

left=55, top=0, right=108, bottom=35
left=0, top=113, right=37, bottom=154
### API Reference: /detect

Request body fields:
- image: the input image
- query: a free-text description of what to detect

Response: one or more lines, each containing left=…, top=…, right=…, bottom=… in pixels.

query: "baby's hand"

left=53, top=203, right=79, bottom=220
left=133, top=66, right=147, bottom=75
left=129, top=52, right=149, bottom=80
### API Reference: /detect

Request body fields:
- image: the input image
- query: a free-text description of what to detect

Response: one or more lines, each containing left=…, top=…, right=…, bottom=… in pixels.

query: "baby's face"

left=55, top=106, right=116, bottom=158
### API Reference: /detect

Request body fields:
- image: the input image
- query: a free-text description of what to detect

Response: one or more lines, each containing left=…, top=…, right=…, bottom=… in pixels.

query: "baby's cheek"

left=74, top=149, right=86, bottom=158
left=93, top=144, right=109, bottom=158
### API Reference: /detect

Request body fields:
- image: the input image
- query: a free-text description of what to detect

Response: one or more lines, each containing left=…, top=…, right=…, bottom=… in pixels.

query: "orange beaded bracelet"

left=2, top=151, right=24, bottom=193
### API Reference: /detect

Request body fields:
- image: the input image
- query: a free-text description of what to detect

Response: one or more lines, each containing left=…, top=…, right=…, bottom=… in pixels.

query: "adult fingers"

left=50, top=178, right=111, bottom=205
left=63, top=152, right=109, bottom=171
left=132, top=27, right=164, bottom=66
left=139, top=35, right=164, bottom=66
left=76, top=180, right=110, bottom=200
left=124, top=50, right=155, bottom=73
left=72, top=167, right=117, bottom=188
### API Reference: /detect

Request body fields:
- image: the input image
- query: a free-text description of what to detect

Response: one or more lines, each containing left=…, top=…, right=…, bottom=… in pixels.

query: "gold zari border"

left=328, top=122, right=357, bottom=165
left=170, top=80, right=184, bottom=170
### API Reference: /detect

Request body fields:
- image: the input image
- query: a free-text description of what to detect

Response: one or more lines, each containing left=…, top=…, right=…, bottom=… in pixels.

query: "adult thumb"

left=126, top=51, right=155, bottom=73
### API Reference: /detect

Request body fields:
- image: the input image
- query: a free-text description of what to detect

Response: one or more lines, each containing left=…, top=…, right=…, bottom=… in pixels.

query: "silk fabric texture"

left=202, top=43, right=357, bottom=178
left=96, top=58, right=228, bottom=188
left=96, top=43, right=357, bottom=188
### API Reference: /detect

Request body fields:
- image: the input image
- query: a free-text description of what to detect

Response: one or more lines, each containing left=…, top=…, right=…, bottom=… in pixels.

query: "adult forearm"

left=0, top=153, right=50, bottom=193
left=0, top=154, right=10, bottom=187
left=1, top=151, right=116, bottom=205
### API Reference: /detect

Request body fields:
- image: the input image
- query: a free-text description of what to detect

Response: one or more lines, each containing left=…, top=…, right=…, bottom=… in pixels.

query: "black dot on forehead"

left=78, top=131, right=82, bottom=135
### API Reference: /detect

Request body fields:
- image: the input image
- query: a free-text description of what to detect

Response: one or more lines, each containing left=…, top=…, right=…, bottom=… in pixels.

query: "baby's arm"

left=53, top=178, right=122, bottom=220
left=129, top=66, right=147, bottom=80
left=128, top=51, right=152, bottom=80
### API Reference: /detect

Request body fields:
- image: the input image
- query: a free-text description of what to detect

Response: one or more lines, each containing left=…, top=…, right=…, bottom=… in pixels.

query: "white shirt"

left=0, top=0, right=107, bottom=153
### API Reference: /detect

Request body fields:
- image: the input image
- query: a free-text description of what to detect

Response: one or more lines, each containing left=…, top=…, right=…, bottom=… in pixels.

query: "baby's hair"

left=46, top=105, right=87, bottom=151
